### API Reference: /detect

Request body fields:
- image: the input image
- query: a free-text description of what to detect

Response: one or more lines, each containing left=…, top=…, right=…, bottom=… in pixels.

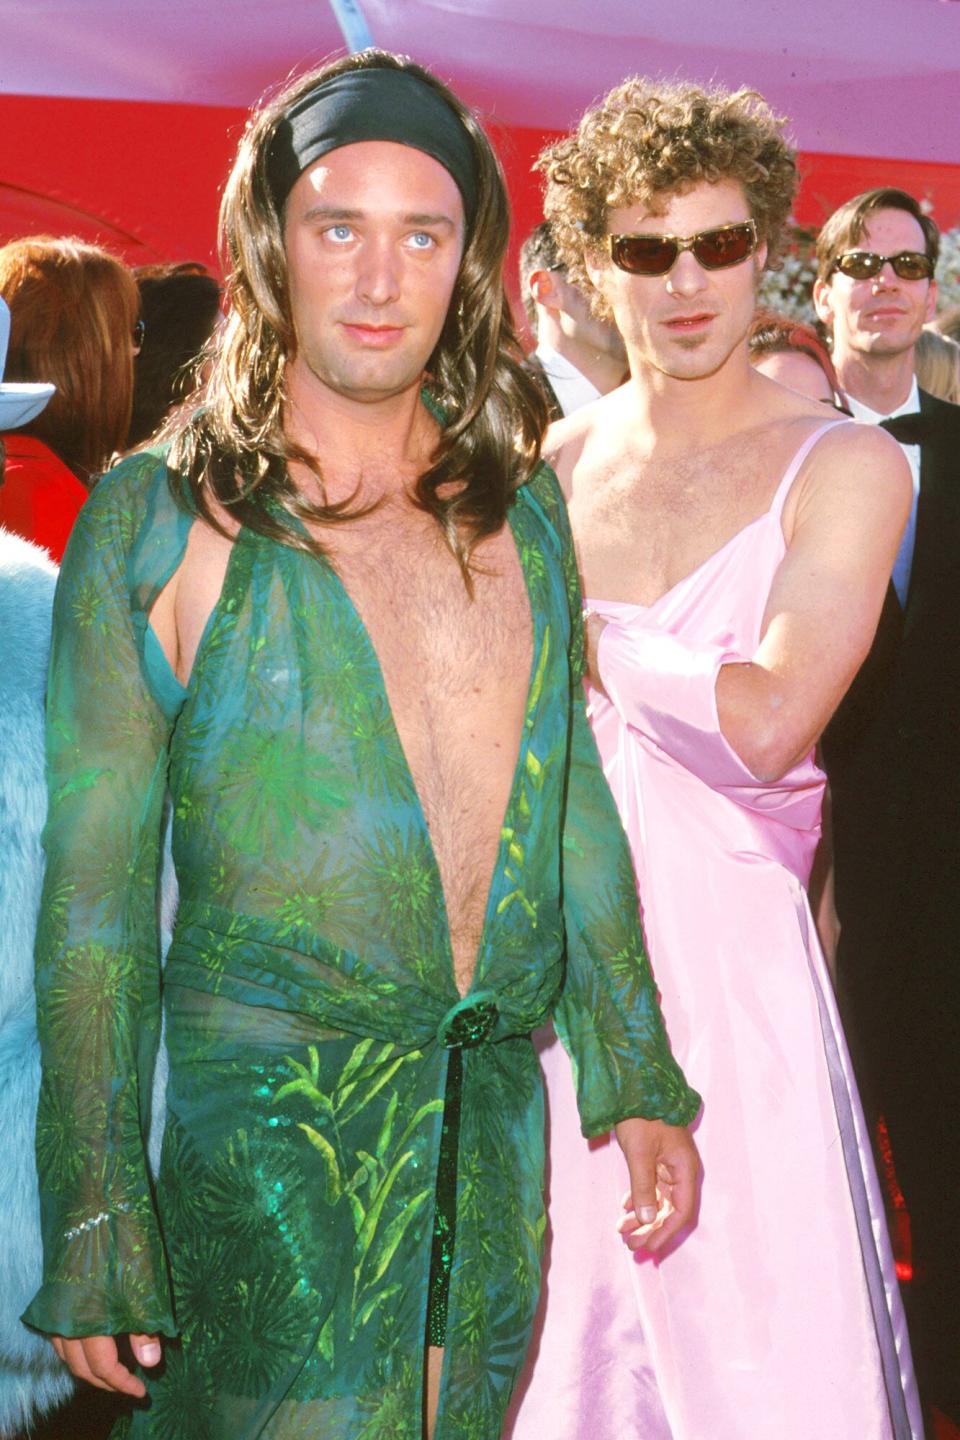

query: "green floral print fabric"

left=25, top=446, right=700, bottom=1439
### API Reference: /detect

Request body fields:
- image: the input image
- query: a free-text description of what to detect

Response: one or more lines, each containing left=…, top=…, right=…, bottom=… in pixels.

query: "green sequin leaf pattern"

left=26, top=449, right=700, bottom=1439
left=273, top=1045, right=443, bottom=1343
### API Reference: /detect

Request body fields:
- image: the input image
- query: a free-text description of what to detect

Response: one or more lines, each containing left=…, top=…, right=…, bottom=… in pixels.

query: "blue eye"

left=327, top=224, right=353, bottom=242
left=409, top=232, right=436, bottom=250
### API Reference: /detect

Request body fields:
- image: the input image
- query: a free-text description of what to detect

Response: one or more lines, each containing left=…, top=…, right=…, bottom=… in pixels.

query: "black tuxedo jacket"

left=822, top=388, right=960, bottom=1089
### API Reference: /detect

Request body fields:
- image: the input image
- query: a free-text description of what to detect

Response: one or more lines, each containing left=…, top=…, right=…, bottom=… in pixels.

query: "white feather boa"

left=0, top=530, right=74, bottom=1433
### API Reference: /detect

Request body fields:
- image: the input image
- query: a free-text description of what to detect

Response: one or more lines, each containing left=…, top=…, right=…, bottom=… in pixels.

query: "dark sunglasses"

left=133, top=318, right=146, bottom=348
left=832, top=250, right=934, bottom=282
left=607, top=219, right=758, bottom=277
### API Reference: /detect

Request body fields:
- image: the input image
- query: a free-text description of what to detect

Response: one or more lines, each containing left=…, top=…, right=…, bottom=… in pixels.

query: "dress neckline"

left=585, top=418, right=846, bottom=614
left=160, top=486, right=553, bottom=1005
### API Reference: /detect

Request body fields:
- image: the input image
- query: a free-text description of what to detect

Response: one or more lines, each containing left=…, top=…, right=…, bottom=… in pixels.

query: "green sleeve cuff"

left=23, top=1277, right=177, bottom=1341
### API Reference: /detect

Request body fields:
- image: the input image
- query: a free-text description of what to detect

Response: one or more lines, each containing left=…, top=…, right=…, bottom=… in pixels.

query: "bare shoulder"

left=806, top=419, right=911, bottom=499
left=751, top=369, right=907, bottom=507
left=542, top=392, right=619, bottom=500
left=542, top=411, right=593, bottom=500
left=791, top=419, right=912, bottom=535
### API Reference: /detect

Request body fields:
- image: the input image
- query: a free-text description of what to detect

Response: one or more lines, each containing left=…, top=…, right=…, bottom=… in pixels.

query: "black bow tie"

left=879, top=413, right=926, bottom=446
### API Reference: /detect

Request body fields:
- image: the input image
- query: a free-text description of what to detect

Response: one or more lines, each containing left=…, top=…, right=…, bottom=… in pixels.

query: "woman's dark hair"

left=169, top=49, right=547, bottom=573
left=128, top=262, right=222, bottom=448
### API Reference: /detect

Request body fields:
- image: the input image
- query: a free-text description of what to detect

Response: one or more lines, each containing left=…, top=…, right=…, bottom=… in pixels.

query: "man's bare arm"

left=713, top=424, right=910, bottom=781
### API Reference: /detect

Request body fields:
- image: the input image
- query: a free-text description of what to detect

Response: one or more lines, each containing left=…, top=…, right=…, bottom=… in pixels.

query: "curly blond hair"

left=540, top=79, right=798, bottom=313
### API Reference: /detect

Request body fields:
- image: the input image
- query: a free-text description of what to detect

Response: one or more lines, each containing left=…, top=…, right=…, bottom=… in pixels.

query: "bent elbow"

left=716, top=669, right=815, bottom=784
left=749, top=751, right=798, bottom=785
left=727, top=724, right=803, bottom=785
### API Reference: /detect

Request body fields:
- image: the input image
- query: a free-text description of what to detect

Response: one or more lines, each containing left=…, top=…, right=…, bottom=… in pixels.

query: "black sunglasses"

left=607, top=219, right=758, bottom=277
left=832, top=250, right=934, bottom=282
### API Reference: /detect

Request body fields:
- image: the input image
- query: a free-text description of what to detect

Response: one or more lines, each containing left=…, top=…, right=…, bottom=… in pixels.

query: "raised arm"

left=22, top=471, right=176, bottom=1364
left=591, top=423, right=911, bottom=785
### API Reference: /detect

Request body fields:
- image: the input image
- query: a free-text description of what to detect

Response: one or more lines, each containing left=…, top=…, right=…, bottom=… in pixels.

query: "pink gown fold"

left=506, top=423, right=921, bottom=1440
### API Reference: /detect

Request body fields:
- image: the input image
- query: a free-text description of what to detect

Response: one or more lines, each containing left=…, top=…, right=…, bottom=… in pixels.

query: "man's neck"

left=833, top=346, right=917, bottom=415
left=284, top=369, right=435, bottom=501
left=623, top=346, right=761, bottom=451
left=537, top=319, right=624, bottom=397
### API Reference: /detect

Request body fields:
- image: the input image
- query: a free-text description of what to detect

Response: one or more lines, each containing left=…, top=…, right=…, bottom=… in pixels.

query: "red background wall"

left=3, top=94, right=959, bottom=282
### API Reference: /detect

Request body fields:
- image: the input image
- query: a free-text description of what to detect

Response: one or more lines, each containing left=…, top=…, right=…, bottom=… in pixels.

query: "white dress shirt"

left=533, top=345, right=601, bottom=418
left=847, top=376, right=921, bottom=605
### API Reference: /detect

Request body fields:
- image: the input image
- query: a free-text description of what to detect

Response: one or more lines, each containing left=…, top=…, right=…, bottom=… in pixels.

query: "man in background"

left=815, top=185, right=960, bottom=1429
left=519, top=221, right=626, bottom=419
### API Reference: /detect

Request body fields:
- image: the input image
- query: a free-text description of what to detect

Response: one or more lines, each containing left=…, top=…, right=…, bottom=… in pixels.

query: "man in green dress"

left=25, top=50, right=700, bottom=1440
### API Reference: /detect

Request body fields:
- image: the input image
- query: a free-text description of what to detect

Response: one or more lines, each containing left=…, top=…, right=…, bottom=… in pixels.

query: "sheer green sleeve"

left=532, top=465, right=702, bottom=1137
left=22, top=470, right=177, bottom=1339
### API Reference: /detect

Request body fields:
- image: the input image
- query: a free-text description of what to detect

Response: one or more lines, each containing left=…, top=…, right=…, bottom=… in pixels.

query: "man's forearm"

left=595, top=620, right=836, bottom=787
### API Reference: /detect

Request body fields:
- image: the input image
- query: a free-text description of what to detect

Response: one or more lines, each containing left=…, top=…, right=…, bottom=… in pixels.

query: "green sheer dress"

left=24, top=447, right=700, bottom=1439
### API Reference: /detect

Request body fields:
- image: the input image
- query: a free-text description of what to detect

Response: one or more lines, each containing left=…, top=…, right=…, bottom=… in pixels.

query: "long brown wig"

left=169, top=49, right=548, bottom=572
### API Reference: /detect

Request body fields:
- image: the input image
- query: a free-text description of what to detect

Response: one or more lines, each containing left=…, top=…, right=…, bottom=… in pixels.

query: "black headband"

left=267, top=68, right=480, bottom=224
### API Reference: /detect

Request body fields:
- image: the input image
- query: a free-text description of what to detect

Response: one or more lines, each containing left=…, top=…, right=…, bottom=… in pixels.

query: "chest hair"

left=328, top=505, right=533, bottom=992
left=574, top=428, right=792, bottom=603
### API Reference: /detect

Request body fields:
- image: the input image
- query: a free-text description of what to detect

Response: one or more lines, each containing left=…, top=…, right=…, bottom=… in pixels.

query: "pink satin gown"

left=506, top=423, right=922, bottom=1440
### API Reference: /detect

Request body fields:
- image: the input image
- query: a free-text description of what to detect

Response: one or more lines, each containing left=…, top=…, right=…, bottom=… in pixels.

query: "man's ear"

left=924, top=278, right=938, bottom=324
left=529, top=268, right=560, bottom=308
left=812, top=275, right=834, bottom=328
left=584, top=247, right=614, bottom=312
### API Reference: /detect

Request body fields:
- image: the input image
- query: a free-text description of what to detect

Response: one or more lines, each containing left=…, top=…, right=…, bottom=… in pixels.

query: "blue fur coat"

left=0, top=530, right=74, bottom=1434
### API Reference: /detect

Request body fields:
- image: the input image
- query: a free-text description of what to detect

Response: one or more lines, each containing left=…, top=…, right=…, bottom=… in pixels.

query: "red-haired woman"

left=748, top=306, right=850, bottom=411
left=0, top=237, right=140, bottom=561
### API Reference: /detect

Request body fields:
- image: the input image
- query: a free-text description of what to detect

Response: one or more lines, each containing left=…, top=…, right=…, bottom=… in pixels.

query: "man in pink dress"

left=507, top=79, right=922, bottom=1440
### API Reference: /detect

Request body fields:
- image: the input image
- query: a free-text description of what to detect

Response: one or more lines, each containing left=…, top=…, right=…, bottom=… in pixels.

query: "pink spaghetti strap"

left=768, top=419, right=850, bottom=522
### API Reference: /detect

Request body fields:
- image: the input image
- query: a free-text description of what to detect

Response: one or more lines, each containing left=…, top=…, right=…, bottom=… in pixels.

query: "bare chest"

left=328, top=516, right=532, bottom=706
left=329, top=512, right=533, bottom=993
left=170, top=503, right=535, bottom=993
left=570, top=438, right=790, bottom=607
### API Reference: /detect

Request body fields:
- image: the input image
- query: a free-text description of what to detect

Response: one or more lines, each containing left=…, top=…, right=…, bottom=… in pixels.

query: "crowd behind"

left=0, top=121, right=958, bottom=1440
left=0, top=222, right=959, bottom=564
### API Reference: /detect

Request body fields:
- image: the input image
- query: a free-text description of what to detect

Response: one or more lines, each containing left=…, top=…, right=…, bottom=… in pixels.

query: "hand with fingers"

left=582, top=609, right=609, bottom=694
left=51, top=1332, right=162, bottom=1398
left=614, top=1115, right=701, bottom=1255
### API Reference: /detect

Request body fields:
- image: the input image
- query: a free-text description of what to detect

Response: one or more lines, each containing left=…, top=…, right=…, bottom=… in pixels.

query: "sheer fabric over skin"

left=24, top=447, right=700, bottom=1440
